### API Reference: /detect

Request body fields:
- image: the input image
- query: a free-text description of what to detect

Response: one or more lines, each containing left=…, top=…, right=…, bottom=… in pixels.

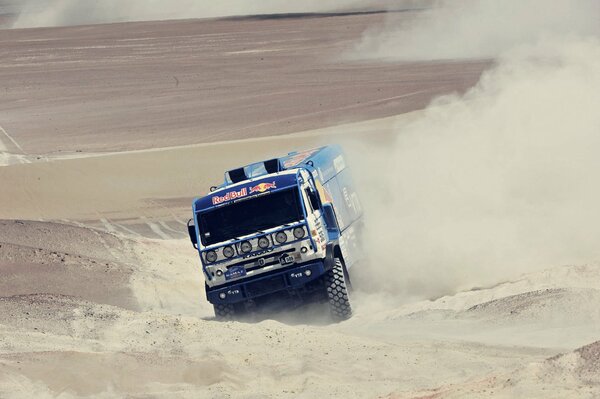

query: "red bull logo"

left=250, top=181, right=277, bottom=194
left=212, top=188, right=248, bottom=205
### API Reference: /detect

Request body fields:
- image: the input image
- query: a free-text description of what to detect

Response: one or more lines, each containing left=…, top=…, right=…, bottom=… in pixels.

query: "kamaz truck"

left=187, top=145, right=362, bottom=320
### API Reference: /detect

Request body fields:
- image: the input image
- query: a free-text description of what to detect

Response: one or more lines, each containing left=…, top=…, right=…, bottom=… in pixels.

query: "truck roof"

left=193, top=145, right=346, bottom=213
left=225, top=145, right=344, bottom=186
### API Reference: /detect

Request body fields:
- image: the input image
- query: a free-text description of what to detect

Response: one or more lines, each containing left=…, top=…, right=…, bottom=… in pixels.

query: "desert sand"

left=0, top=11, right=487, bottom=155
left=1, top=7, right=599, bottom=399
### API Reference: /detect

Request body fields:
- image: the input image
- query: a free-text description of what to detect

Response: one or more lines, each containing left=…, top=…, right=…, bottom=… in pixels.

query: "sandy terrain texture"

left=1, top=218, right=599, bottom=398
left=1, top=111, right=599, bottom=397
left=2, top=5, right=600, bottom=399
left=0, top=10, right=487, bottom=156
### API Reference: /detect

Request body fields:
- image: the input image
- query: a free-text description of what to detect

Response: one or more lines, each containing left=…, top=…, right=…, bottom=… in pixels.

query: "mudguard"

left=324, top=241, right=339, bottom=272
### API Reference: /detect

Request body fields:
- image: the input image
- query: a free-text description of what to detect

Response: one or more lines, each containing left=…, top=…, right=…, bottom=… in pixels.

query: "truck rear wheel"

left=325, top=258, right=352, bottom=321
left=213, top=303, right=235, bottom=320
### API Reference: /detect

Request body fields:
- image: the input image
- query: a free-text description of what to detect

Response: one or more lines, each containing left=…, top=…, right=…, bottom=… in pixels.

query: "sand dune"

left=2, top=98, right=598, bottom=399
left=1, top=8, right=599, bottom=399
left=396, top=340, right=600, bottom=398
left=3, top=139, right=598, bottom=398
left=0, top=12, right=486, bottom=155
left=1, top=79, right=598, bottom=399
left=0, top=111, right=417, bottom=239
left=2, top=220, right=599, bottom=397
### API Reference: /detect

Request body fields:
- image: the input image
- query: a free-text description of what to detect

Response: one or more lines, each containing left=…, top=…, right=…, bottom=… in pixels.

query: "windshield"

left=199, top=188, right=304, bottom=246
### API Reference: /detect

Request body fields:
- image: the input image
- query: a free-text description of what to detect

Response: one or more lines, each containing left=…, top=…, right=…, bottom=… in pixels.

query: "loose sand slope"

left=0, top=12, right=486, bottom=155
left=1, top=115, right=599, bottom=397
left=1, top=218, right=599, bottom=398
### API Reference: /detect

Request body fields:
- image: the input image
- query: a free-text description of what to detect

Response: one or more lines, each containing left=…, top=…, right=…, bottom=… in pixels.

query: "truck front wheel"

left=325, top=258, right=352, bottom=321
left=213, top=303, right=235, bottom=320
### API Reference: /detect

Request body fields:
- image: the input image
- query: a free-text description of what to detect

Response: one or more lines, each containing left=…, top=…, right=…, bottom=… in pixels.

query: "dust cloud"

left=12, top=0, right=386, bottom=28
left=354, top=0, right=600, bottom=61
left=348, top=1, right=600, bottom=301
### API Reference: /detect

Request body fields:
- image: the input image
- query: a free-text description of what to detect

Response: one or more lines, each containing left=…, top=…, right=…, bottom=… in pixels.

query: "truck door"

left=301, top=178, right=327, bottom=254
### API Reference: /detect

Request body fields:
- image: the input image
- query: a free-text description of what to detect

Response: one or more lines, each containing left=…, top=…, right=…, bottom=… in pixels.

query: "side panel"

left=317, top=156, right=363, bottom=269
left=335, top=168, right=362, bottom=224
left=338, top=220, right=363, bottom=269
left=282, top=145, right=344, bottom=183
left=309, top=145, right=343, bottom=183
left=323, top=169, right=362, bottom=231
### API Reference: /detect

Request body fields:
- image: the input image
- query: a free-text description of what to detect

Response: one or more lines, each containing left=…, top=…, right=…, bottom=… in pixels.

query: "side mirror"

left=322, top=203, right=339, bottom=233
left=187, top=219, right=198, bottom=249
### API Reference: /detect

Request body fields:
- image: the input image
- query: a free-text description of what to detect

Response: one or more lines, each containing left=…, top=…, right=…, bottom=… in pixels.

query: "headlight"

left=205, top=250, right=218, bottom=263
left=222, top=246, right=234, bottom=258
left=258, top=236, right=270, bottom=249
left=240, top=241, right=252, bottom=253
left=275, top=231, right=288, bottom=244
left=293, top=227, right=305, bottom=239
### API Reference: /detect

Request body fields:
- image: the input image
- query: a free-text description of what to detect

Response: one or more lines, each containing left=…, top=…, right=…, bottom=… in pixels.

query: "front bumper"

left=206, top=261, right=326, bottom=304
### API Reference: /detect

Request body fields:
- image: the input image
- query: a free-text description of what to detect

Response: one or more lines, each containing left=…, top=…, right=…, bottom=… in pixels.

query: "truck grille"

left=227, top=248, right=297, bottom=272
left=245, top=275, right=286, bottom=297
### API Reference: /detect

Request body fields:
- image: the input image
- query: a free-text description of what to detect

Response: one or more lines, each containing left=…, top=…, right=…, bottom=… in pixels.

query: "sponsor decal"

left=316, top=181, right=333, bottom=204
left=212, top=187, right=248, bottom=205
left=211, top=181, right=276, bottom=205
left=333, top=155, right=346, bottom=173
left=250, top=181, right=276, bottom=194
left=282, top=149, right=319, bottom=168
left=242, top=248, right=274, bottom=259
left=224, top=265, right=247, bottom=280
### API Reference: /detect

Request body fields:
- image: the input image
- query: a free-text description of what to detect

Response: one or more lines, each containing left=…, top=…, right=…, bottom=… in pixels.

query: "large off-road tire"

left=325, top=258, right=352, bottom=321
left=213, top=303, right=235, bottom=320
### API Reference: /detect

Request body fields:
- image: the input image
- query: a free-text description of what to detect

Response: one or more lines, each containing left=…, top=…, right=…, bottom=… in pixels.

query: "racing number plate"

left=279, top=255, right=294, bottom=266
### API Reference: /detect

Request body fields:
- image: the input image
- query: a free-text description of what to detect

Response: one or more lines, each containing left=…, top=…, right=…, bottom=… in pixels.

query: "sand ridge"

left=0, top=12, right=487, bottom=155
left=2, top=222, right=599, bottom=397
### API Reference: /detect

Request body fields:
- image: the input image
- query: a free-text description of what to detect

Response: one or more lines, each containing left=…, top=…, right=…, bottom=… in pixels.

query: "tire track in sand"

left=0, top=123, right=30, bottom=164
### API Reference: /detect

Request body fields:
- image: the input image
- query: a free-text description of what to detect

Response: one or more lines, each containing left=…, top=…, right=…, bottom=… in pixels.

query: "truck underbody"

left=210, top=256, right=352, bottom=320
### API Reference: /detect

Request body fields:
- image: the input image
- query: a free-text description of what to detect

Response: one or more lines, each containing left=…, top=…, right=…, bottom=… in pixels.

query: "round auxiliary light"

left=258, top=236, right=270, bottom=249
left=275, top=231, right=288, bottom=244
left=240, top=241, right=252, bottom=253
left=293, top=227, right=306, bottom=239
left=219, top=292, right=227, bottom=300
left=222, top=245, right=235, bottom=258
left=216, top=269, right=224, bottom=277
left=205, top=250, right=218, bottom=263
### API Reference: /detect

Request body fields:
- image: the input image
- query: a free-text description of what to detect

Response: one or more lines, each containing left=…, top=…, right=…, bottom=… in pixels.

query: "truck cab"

left=188, top=145, right=362, bottom=320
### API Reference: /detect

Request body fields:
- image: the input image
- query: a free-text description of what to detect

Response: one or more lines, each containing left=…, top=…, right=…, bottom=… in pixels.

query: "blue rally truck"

left=187, top=145, right=362, bottom=320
